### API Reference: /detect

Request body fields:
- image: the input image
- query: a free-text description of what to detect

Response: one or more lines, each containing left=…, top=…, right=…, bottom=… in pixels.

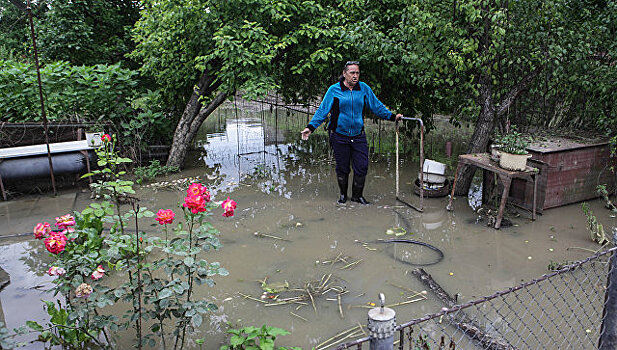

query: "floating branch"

left=253, top=231, right=292, bottom=242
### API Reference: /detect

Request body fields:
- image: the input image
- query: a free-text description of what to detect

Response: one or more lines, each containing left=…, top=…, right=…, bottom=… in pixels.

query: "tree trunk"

left=166, top=71, right=227, bottom=169
left=454, top=72, right=496, bottom=195
left=454, top=67, right=541, bottom=195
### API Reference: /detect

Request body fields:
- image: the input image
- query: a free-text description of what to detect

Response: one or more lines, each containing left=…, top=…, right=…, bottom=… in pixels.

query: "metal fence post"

left=599, top=230, right=617, bottom=349
left=367, top=293, right=396, bottom=350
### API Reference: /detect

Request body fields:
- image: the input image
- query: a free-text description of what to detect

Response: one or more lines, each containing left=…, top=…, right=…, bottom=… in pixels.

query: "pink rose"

left=34, top=222, right=51, bottom=239
left=90, top=265, right=105, bottom=280
left=187, top=183, right=207, bottom=197
left=101, top=134, right=111, bottom=143
left=183, top=195, right=206, bottom=214
left=45, top=232, right=67, bottom=255
left=55, top=214, right=76, bottom=230
left=47, top=266, right=66, bottom=276
left=155, top=209, right=175, bottom=225
left=221, top=197, right=237, bottom=217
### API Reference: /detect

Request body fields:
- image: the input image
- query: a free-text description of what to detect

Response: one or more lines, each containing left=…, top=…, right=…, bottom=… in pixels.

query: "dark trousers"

left=329, top=131, right=368, bottom=178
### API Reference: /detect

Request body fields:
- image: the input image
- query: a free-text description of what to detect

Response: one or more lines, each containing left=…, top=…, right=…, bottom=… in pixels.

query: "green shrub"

left=134, top=160, right=179, bottom=184
left=0, top=59, right=137, bottom=122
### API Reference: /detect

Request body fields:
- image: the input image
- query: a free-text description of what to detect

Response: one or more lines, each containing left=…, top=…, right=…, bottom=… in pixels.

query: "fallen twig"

left=340, top=259, right=363, bottom=270
left=290, top=312, right=308, bottom=322
left=253, top=231, right=292, bottom=241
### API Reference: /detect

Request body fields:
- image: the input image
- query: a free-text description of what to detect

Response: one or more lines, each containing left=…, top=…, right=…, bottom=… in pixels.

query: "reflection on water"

left=0, top=108, right=614, bottom=348
left=197, top=116, right=295, bottom=198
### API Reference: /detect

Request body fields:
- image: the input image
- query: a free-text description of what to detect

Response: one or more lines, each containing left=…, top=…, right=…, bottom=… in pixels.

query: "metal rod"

left=599, top=232, right=617, bottom=349
left=26, top=0, right=56, bottom=196
left=395, top=117, right=424, bottom=212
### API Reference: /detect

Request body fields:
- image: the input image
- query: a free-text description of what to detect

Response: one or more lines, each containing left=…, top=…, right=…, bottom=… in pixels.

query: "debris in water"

left=253, top=231, right=291, bottom=242
left=385, top=227, right=407, bottom=236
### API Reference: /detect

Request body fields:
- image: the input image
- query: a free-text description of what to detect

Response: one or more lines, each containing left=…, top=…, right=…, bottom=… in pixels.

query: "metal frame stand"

left=395, top=117, right=424, bottom=212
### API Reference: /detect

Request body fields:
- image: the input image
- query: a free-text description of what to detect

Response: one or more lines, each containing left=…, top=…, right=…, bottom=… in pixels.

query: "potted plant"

left=494, top=125, right=530, bottom=171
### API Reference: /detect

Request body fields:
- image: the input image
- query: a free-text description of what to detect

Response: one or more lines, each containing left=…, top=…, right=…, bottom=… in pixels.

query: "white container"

left=418, top=172, right=446, bottom=184
left=422, top=159, right=446, bottom=175
left=86, top=132, right=102, bottom=147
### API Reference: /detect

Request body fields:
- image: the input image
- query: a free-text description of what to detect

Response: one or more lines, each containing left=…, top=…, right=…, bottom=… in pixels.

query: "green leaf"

left=192, top=314, right=203, bottom=327
left=158, top=288, right=173, bottom=299
left=26, top=321, right=43, bottom=331
left=230, top=335, right=246, bottom=346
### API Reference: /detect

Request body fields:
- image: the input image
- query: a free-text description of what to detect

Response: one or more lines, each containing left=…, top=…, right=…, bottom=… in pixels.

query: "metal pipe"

left=26, top=0, right=56, bottom=196
left=395, top=117, right=424, bottom=212
left=599, top=231, right=617, bottom=349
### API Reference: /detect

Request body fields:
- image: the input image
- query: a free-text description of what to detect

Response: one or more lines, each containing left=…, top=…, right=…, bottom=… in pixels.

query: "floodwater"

left=1, top=107, right=615, bottom=349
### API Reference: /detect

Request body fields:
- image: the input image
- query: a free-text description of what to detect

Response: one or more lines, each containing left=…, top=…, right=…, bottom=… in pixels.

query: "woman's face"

left=343, top=64, right=360, bottom=87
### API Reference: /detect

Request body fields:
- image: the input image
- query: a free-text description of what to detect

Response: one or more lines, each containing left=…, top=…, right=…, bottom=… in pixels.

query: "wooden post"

left=599, top=232, right=617, bottom=349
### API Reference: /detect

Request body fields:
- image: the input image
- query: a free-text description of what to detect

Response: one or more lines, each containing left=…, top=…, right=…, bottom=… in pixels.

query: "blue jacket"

left=306, top=81, right=395, bottom=137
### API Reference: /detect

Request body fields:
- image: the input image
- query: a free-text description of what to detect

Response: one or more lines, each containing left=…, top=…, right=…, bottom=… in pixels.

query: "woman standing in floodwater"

left=301, top=61, right=402, bottom=205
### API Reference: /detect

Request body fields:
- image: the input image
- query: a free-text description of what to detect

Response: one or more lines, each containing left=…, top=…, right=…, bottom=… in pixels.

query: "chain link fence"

left=335, top=246, right=617, bottom=350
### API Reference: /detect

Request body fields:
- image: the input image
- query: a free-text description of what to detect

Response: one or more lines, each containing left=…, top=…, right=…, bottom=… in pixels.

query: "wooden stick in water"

left=308, top=289, right=317, bottom=313
left=315, top=326, right=361, bottom=350
left=238, top=292, right=266, bottom=304
left=290, top=312, right=308, bottom=322
left=340, top=259, right=363, bottom=270
left=337, top=293, right=344, bottom=319
left=253, top=231, right=292, bottom=241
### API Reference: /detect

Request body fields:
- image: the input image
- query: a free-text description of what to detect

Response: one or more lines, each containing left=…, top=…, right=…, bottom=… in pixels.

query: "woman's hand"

left=395, top=114, right=403, bottom=121
left=301, top=128, right=312, bottom=140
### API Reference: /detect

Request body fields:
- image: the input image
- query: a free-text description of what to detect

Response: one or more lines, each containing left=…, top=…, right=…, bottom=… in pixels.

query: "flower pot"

left=85, top=132, right=102, bottom=147
left=499, top=152, right=530, bottom=171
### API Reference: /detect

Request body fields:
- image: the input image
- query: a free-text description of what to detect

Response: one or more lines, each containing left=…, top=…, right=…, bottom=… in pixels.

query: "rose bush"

left=24, top=135, right=235, bottom=349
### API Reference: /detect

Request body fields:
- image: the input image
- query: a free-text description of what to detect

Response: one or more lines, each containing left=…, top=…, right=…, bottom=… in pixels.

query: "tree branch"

left=495, top=66, right=542, bottom=117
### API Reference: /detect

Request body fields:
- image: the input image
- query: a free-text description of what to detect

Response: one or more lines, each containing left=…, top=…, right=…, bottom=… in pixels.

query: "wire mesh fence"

left=335, top=246, right=617, bottom=350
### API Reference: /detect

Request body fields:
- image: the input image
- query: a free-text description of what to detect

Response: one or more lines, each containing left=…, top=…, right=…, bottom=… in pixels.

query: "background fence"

left=335, top=246, right=617, bottom=350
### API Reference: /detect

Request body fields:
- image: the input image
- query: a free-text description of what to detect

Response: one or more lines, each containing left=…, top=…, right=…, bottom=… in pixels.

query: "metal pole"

left=395, top=121, right=399, bottom=198
left=368, top=293, right=395, bottom=350
left=395, top=117, right=424, bottom=212
left=26, top=0, right=56, bottom=196
left=599, top=231, right=617, bottom=349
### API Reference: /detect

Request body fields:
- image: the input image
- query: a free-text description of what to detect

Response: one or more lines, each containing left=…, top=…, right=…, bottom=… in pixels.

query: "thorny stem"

left=93, top=308, right=111, bottom=346
left=133, top=202, right=143, bottom=350
left=146, top=268, right=167, bottom=350
left=38, top=323, right=106, bottom=348
left=179, top=214, right=195, bottom=350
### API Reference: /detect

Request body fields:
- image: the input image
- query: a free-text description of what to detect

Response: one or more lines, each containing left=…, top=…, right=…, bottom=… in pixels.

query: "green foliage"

left=134, top=160, right=179, bottom=184
left=0, top=59, right=137, bottom=122
left=495, top=125, right=529, bottom=155
left=582, top=202, right=608, bottom=245
left=547, top=260, right=573, bottom=271
left=597, top=184, right=617, bottom=213
left=220, top=324, right=297, bottom=350
left=24, top=134, right=234, bottom=349
left=35, top=0, right=140, bottom=67
left=131, top=0, right=348, bottom=111
left=0, top=321, right=18, bottom=349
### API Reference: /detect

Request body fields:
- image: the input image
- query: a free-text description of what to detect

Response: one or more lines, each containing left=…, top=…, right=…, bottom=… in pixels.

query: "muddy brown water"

left=0, top=109, right=615, bottom=349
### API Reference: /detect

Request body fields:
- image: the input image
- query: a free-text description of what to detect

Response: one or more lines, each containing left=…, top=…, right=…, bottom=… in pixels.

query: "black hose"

left=370, top=238, right=444, bottom=266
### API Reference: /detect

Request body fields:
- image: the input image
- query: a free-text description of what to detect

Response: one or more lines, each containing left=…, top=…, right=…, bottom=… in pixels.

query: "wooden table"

left=446, top=153, right=537, bottom=229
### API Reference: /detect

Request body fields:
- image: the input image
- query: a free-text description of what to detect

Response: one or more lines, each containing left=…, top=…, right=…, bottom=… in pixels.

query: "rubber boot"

left=351, top=175, right=370, bottom=205
left=337, top=175, right=348, bottom=204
